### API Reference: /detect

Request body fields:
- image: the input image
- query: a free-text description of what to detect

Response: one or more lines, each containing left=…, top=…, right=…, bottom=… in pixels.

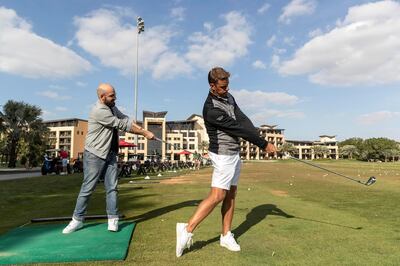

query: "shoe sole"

left=220, top=242, right=241, bottom=252
left=176, top=223, right=185, bottom=257
left=62, top=224, right=83, bottom=234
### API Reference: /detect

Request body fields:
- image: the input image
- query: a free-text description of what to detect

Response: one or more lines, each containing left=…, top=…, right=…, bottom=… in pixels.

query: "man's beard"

left=105, top=101, right=115, bottom=107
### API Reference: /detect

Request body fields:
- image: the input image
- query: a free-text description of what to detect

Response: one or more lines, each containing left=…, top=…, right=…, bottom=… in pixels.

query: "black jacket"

left=203, top=92, right=268, bottom=155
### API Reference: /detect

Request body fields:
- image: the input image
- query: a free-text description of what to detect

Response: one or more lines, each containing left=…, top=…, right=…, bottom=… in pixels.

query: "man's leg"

left=186, top=187, right=226, bottom=233
left=104, top=152, right=119, bottom=219
left=63, top=151, right=105, bottom=234
left=73, top=151, right=105, bottom=220
left=176, top=187, right=226, bottom=257
left=221, top=185, right=237, bottom=235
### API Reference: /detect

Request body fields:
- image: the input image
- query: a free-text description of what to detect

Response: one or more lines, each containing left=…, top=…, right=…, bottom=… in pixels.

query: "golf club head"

left=365, top=176, right=376, bottom=186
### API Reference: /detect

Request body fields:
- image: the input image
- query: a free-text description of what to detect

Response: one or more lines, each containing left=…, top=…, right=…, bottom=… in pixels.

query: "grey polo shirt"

left=85, top=101, right=134, bottom=159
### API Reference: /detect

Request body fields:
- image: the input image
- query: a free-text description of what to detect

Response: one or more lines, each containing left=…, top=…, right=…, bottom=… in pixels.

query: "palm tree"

left=0, top=100, right=48, bottom=168
left=312, top=145, right=330, bottom=159
left=339, top=145, right=359, bottom=159
left=199, top=141, right=209, bottom=154
left=279, top=142, right=297, bottom=156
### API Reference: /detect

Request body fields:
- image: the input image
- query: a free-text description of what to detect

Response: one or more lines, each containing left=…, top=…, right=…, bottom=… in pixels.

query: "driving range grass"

left=1, top=160, right=400, bottom=265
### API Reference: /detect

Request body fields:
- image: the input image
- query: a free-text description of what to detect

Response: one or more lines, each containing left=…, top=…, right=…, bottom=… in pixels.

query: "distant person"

left=176, top=67, right=277, bottom=257
left=59, top=148, right=69, bottom=175
left=63, top=83, right=155, bottom=234
left=192, top=151, right=201, bottom=170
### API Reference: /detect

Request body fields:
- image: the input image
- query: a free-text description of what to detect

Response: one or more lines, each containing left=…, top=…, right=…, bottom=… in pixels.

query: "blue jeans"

left=73, top=150, right=119, bottom=221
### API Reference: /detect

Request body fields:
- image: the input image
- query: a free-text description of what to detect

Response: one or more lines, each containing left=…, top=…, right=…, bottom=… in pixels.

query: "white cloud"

left=41, top=110, right=54, bottom=120
left=152, top=52, right=192, bottom=79
left=258, top=3, right=270, bottom=14
left=170, top=7, right=185, bottom=21
left=308, top=28, right=323, bottom=38
left=279, top=0, right=400, bottom=86
left=203, top=22, right=213, bottom=32
left=185, top=11, right=252, bottom=70
left=283, top=36, right=295, bottom=46
left=252, top=60, right=266, bottom=69
left=270, top=54, right=281, bottom=69
left=231, top=89, right=299, bottom=109
left=266, top=35, right=276, bottom=47
left=231, top=89, right=303, bottom=126
left=279, top=0, right=316, bottom=24
left=0, top=7, right=91, bottom=78
left=358, top=111, right=400, bottom=125
left=250, top=109, right=305, bottom=126
left=74, top=8, right=186, bottom=79
left=74, top=9, right=251, bottom=79
left=55, top=106, right=68, bottom=112
left=37, top=90, right=71, bottom=100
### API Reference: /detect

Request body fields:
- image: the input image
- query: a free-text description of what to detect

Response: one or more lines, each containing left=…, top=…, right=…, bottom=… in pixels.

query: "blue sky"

left=1, top=0, right=399, bottom=141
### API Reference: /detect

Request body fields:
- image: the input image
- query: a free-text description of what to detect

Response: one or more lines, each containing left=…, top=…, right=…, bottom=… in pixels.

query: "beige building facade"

left=120, top=111, right=207, bottom=161
left=43, top=118, right=88, bottom=159
left=240, top=125, right=285, bottom=160
left=286, top=135, right=339, bottom=160
left=44, top=115, right=338, bottom=162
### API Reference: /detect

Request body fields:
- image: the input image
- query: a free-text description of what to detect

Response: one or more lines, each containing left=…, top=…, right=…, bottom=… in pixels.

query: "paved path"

left=0, top=168, right=42, bottom=181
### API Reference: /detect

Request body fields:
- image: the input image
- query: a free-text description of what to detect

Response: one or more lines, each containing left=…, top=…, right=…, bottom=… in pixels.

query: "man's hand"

left=143, top=130, right=155, bottom=140
left=265, top=142, right=277, bottom=154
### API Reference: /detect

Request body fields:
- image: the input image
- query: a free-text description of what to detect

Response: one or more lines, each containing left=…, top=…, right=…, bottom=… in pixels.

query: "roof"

left=187, top=114, right=203, bottom=120
left=259, top=124, right=278, bottom=128
left=143, top=110, right=168, bottom=118
left=286, top=140, right=314, bottom=144
left=43, top=118, right=88, bottom=123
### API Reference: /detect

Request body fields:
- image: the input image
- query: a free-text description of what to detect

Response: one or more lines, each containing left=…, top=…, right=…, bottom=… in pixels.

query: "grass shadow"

left=191, top=204, right=292, bottom=251
left=124, top=200, right=201, bottom=223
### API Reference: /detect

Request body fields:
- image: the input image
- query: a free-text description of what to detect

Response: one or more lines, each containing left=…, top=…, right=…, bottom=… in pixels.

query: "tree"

left=199, top=141, right=209, bottom=154
left=0, top=100, right=48, bottom=168
left=339, top=138, right=364, bottom=159
left=312, top=145, right=330, bottom=159
left=362, top=138, right=399, bottom=161
left=339, top=145, right=359, bottom=159
left=279, top=142, right=297, bottom=156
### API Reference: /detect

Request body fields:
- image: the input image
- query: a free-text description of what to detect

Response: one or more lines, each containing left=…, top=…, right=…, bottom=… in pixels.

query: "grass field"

left=1, top=160, right=400, bottom=265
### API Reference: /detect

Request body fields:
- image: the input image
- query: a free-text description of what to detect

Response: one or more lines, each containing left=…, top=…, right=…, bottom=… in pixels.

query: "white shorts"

left=209, top=152, right=241, bottom=190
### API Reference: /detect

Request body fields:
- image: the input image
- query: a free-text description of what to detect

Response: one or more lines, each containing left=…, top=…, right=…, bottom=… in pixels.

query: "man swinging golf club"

left=62, top=83, right=155, bottom=234
left=176, top=67, right=277, bottom=257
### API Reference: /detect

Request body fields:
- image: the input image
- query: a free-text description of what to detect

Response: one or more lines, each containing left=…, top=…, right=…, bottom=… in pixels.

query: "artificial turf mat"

left=0, top=221, right=135, bottom=264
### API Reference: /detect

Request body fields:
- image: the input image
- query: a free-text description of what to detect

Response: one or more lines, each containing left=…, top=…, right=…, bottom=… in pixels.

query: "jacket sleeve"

left=92, top=106, right=134, bottom=132
left=205, top=106, right=268, bottom=149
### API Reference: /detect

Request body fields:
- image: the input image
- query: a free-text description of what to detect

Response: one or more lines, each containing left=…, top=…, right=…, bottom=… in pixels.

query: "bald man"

left=63, top=83, right=154, bottom=234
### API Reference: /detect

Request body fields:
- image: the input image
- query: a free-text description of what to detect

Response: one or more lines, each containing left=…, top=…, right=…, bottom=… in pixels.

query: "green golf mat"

left=0, top=221, right=136, bottom=265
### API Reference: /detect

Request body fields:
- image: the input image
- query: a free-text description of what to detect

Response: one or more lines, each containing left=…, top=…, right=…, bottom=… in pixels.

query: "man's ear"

left=99, top=94, right=105, bottom=103
left=209, top=83, right=215, bottom=93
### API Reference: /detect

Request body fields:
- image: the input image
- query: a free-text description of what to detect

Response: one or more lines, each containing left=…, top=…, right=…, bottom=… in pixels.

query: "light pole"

left=134, top=16, right=144, bottom=153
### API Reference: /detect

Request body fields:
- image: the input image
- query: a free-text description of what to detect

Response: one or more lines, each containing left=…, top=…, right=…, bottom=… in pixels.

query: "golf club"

left=153, top=137, right=206, bottom=161
left=288, top=156, right=376, bottom=186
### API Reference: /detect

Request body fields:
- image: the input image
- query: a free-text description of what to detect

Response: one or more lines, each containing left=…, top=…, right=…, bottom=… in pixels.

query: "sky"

left=1, top=0, right=399, bottom=142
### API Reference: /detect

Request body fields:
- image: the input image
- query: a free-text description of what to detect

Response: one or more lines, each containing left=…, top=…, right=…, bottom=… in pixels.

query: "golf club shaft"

left=289, top=156, right=362, bottom=184
left=154, top=137, right=206, bottom=160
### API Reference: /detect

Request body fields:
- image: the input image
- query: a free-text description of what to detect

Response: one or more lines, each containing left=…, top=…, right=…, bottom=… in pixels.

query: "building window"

left=189, top=144, right=195, bottom=150
left=189, top=132, right=195, bottom=137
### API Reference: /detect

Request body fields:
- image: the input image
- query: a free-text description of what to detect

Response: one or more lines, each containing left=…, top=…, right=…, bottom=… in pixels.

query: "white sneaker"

left=220, top=231, right=240, bottom=251
left=108, top=218, right=119, bottom=232
left=62, top=218, right=83, bottom=234
left=176, top=223, right=193, bottom=257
